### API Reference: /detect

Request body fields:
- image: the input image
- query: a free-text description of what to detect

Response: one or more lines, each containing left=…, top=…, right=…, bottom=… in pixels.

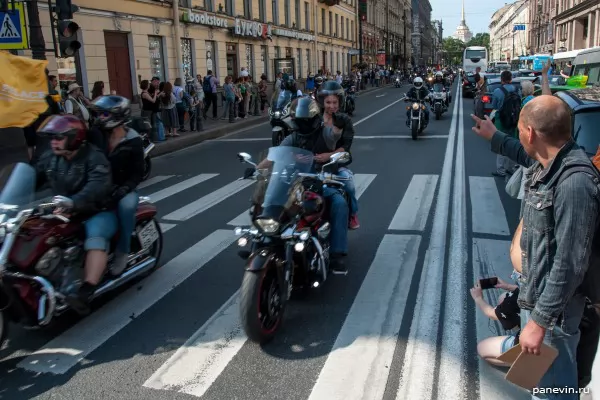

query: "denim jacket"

left=491, top=131, right=600, bottom=329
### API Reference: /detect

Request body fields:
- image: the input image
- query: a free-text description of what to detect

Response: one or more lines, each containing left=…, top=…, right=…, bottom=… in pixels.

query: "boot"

left=64, top=281, right=95, bottom=315
left=330, top=253, right=348, bottom=275
left=109, top=252, right=129, bottom=276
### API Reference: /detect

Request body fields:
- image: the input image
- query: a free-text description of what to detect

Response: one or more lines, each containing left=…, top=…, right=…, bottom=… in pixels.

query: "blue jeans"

left=522, top=295, right=585, bottom=400
left=322, top=186, right=349, bottom=255
left=84, top=211, right=118, bottom=252
left=115, top=191, right=139, bottom=254
left=337, top=167, right=358, bottom=216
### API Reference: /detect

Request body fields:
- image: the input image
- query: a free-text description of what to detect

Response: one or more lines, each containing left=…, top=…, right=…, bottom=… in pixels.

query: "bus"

left=463, top=46, right=488, bottom=73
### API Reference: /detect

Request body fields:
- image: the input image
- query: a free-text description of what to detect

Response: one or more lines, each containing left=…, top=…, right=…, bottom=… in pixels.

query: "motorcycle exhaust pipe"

left=144, top=143, right=155, bottom=157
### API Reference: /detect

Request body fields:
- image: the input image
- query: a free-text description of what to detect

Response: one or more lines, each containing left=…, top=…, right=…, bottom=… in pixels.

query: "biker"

left=434, top=71, right=451, bottom=106
left=316, top=81, right=359, bottom=230
left=35, top=114, right=116, bottom=314
left=89, top=95, right=145, bottom=277
left=405, top=77, right=430, bottom=126
left=250, top=97, right=351, bottom=274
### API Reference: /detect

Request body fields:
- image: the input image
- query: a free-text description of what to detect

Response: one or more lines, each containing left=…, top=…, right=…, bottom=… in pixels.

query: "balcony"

left=318, top=0, right=340, bottom=6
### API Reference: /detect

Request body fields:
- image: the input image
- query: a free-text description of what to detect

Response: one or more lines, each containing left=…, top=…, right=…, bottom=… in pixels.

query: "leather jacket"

left=407, top=86, right=429, bottom=101
left=35, top=144, right=112, bottom=214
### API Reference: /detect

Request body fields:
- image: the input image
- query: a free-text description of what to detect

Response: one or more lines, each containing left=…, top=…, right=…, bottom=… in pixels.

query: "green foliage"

left=442, top=37, right=466, bottom=65
left=466, top=33, right=490, bottom=50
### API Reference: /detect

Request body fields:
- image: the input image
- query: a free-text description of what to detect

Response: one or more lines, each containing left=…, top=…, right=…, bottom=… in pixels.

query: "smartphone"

left=479, top=277, right=498, bottom=290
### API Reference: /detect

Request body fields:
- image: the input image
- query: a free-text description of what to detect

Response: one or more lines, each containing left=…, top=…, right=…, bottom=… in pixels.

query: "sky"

left=429, top=0, right=515, bottom=38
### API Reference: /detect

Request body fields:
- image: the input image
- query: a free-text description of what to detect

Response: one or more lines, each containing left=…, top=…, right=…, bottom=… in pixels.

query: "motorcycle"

left=269, top=91, right=294, bottom=146
left=233, top=148, right=350, bottom=343
left=127, top=117, right=155, bottom=181
left=345, top=85, right=356, bottom=116
left=0, top=163, right=163, bottom=345
left=430, top=83, right=448, bottom=120
left=395, top=77, right=401, bottom=88
left=403, top=93, right=428, bottom=140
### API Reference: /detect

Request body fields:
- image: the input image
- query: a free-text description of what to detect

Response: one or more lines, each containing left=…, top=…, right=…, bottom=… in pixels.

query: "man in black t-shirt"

left=561, top=61, right=573, bottom=79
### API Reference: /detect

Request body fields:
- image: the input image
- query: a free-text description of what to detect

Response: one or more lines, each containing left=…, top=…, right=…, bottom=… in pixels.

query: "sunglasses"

left=49, top=134, right=66, bottom=141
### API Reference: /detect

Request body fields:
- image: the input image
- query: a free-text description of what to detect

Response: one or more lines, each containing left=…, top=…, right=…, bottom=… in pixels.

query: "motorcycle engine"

left=34, top=247, right=63, bottom=279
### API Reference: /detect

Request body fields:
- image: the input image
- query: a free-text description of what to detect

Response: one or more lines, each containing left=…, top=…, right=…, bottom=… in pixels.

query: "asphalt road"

left=0, top=83, right=527, bottom=400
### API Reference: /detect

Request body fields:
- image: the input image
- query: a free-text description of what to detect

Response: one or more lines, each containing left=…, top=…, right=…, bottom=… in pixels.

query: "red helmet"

left=37, top=114, right=87, bottom=151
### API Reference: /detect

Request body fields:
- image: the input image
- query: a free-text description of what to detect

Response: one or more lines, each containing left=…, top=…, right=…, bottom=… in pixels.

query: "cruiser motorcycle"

left=403, top=93, right=428, bottom=140
left=233, top=148, right=350, bottom=343
left=0, top=163, right=163, bottom=345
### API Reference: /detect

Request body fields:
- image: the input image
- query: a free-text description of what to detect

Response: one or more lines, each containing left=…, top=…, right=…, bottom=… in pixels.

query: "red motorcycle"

left=0, top=163, right=163, bottom=345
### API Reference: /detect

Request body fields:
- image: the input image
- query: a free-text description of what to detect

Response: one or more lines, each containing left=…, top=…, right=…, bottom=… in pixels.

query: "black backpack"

left=202, top=76, right=212, bottom=93
left=498, top=86, right=521, bottom=130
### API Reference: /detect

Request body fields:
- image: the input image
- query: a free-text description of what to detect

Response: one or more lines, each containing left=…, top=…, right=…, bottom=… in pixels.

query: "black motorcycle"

left=269, top=91, right=294, bottom=146
left=404, top=93, right=428, bottom=140
left=127, top=117, right=155, bottom=181
left=345, top=85, right=356, bottom=116
left=233, top=148, right=350, bottom=343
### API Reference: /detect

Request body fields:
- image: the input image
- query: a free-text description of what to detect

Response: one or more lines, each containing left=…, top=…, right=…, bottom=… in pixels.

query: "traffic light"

left=54, top=0, right=80, bottom=57
left=359, top=0, right=367, bottom=21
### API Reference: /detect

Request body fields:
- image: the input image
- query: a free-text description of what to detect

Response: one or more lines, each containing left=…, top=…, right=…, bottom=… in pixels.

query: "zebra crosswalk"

left=9, top=169, right=529, bottom=399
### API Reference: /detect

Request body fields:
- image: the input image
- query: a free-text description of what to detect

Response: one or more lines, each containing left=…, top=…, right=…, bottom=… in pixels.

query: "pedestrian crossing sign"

left=0, top=1, right=28, bottom=50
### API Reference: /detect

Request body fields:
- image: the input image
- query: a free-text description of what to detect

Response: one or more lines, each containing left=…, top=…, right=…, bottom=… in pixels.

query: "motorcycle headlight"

left=412, top=103, right=419, bottom=110
left=255, top=218, right=280, bottom=234
left=274, top=111, right=281, bottom=119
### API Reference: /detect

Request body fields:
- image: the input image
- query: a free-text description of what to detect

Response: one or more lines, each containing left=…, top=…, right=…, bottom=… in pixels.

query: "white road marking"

left=147, top=173, right=218, bottom=203
left=388, top=174, right=439, bottom=231
left=396, top=83, right=461, bottom=400
left=159, top=223, right=176, bottom=233
left=469, top=176, right=511, bottom=235
left=162, top=180, right=255, bottom=221
left=17, top=230, right=237, bottom=374
left=215, top=136, right=449, bottom=142
left=308, top=234, right=422, bottom=400
left=138, top=175, right=175, bottom=190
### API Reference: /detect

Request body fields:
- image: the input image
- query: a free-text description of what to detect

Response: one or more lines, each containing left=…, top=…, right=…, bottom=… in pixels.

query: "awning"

left=553, top=49, right=582, bottom=60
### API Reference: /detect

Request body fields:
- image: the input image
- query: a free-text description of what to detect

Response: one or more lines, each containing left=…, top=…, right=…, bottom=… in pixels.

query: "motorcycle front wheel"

left=411, top=122, right=418, bottom=140
left=142, top=157, right=152, bottom=181
left=272, top=129, right=285, bottom=146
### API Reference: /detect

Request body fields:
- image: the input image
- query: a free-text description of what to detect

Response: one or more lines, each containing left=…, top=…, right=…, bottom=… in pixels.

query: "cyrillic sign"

left=234, top=18, right=272, bottom=39
left=272, top=28, right=315, bottom=41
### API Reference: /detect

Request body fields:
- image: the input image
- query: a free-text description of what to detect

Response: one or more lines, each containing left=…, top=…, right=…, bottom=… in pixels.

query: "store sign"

left=273, top=28, right=315, bottom=41
left=181, top=10, right=229, bottom=28
left=234, top=19, right=272, bottom=40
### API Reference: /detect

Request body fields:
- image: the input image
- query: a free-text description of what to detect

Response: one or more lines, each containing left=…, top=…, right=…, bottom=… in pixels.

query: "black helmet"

left=290, top=97, right=322, bottom=137
left=317, top=80, right=346, bottom=111
left=89, top=95, right=131, bottom=131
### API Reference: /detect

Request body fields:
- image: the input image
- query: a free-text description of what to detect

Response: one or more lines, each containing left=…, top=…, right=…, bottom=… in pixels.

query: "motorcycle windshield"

left=433, top=83, right=445, bottom=92
left=0, top=162, right=36, bottom=207
left=275, top=91, right=292, bottom=110
left=253, top=146, right=314, bottom=213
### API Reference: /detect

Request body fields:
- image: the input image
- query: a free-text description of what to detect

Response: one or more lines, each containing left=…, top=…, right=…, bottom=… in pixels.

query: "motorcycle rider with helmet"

left=316, top=81, right=360, bottom=230
left=433, top=71, right=451, bottom=106
left=249, top=97, right=351, bottom=274
left=405, top=77, right=430, bottom=126
left=35, top=114, right=116, bottom=314
left=89, top=95, right=146, bottom=277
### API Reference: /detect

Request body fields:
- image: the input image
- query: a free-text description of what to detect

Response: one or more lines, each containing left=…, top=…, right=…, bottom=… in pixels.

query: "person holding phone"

left=470, top=277, right=520, bottom=367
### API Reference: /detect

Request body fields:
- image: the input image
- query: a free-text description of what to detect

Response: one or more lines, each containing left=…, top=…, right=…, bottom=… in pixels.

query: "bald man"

left=472, top=95, right=600, bottom=399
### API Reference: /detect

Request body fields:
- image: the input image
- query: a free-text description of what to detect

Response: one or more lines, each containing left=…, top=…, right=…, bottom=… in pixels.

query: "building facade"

left=25, top=0, right=357, bottom=99
left=360, top=0, right=411, bottom=68
left=411, top=0, right=432, bottom=66
left=431, top=20, right=443, bottom=64
left=489, top=0, right=529, bottom=62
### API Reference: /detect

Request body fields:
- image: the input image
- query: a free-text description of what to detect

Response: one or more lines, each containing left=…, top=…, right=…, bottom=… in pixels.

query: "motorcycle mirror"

left=330, top=152, right=350, bottom=164
left=237, top=152, right=253, bottom=163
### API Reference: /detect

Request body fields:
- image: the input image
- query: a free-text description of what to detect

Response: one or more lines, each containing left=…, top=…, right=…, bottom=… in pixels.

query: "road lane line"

left=307, top=235, right=422, bottom=400
left=469, top=176, right=510, bottom=236
left=17, top=230, right=237, bottom=375
left=438, top=88, right=468, bottom=398
left=162, top=180, right=255, bottom=221
left=147, top=173, right=218, bottom=203
left=159, top=223, right=177, bottom=233
left=215, top=136, right=449, bottom=141
left=138, top=175, right=175, bottom=190
left=354, top=97, right=405, bottom=126
left=227, top=173, right=377, bottom=227
left=396, top=82, right=461, bottom=400
left=388, top=174, right=439, bottom=231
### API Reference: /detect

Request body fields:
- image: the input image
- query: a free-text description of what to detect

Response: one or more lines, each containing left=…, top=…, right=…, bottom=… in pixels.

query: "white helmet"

left=414, top=77, right=423, bottom=88
left=435, top=71, right=443, bottom=78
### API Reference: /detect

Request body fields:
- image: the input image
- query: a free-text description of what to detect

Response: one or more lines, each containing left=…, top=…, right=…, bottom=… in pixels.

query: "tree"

left=466, top=33, right=490, bottom=51
left=442, top=37, right=466, bottom=65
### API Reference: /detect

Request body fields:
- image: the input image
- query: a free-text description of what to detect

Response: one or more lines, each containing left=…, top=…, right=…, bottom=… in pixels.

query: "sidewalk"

left=0, top=83, right=391, bottom=167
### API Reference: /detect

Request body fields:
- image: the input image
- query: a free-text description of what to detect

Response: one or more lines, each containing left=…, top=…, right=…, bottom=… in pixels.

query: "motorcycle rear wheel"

left=240, top=267, right=285, bottom=344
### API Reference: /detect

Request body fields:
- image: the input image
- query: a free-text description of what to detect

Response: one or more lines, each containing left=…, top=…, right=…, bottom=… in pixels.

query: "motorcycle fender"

left=143, top=143, right=155, bottom=157
left=244, top=249, right=278, bottom=272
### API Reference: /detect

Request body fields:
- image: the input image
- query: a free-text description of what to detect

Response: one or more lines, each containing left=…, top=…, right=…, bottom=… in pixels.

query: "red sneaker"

left=349, top=215, right=360, bottom=230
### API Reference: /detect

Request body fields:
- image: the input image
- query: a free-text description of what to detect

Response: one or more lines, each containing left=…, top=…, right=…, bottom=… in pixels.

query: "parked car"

left=556, top=87, right=600, bottom=156
left=474, top=77, right=540, bottom=118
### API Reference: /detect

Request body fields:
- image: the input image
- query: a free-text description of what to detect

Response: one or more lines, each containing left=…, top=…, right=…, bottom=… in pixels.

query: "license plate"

left=137, top=221, right=159, bottom=249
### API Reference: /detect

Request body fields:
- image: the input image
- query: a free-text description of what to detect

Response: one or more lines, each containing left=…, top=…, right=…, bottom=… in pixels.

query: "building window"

left=335, top=14, right=338, bottom=37
left=261, top=45, right=269, bottom=78
left=205, top=40, right=216, bottom=73
left=148, top=36, right=165, bottom=81
left=225, top=0, right=234, bottom=16
left=341, top=17, right=344, bottom=39
left=306, top=48, right=311, bottom=74
left=295, top=0, right=300, bottom=28
left=275, top=46, right=281, bottom=59
left=329, top=11, right=332, bottom=35
left=351, top=21, right=354, bottom=41
left=304, top=1, right=310, bottom=30
left=259, top=0, right=266, bottom=22
left=285, top=0, right=290, bottom=26
left=297, top=48, right=302, bottom=77
left=346, top=17, right=349, bottom=40
left=321, top=9, right=325, bottom=34
left=245, top=44, right=254, bottom=77
left=181, top=38, right=194, bottom=80
left=272, top=0, right=279, bottom=25
left=244, top=0, right=252, bottom=18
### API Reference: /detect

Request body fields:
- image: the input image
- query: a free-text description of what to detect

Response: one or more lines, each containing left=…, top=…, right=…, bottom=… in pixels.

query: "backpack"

left=202, top=76, right=212, bottom=93
left=498, top=86, right=521, bottom=130
left=555, top=162, right=600, bottom=303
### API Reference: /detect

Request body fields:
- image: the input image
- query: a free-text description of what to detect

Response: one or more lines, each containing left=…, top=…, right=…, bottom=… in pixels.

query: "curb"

left=150, top=83, right=393, bottom=158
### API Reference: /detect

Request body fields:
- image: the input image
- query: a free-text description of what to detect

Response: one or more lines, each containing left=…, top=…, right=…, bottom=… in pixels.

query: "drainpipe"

left=173, top=0, right=184, bottom=81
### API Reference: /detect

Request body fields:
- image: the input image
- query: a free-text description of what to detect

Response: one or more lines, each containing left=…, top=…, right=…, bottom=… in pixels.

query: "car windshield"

left=573, top=111, right=600, bottom=155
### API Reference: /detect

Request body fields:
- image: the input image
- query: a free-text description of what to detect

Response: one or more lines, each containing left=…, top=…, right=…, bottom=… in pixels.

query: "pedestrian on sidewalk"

left=202, top=71, right=219, bottom=120
left=258, top=74, right=270, bottom=115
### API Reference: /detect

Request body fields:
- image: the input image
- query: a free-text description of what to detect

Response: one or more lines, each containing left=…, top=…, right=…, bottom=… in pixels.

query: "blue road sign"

left=513, top=24, right=526, bottom=31
left=0, top=2, right=28, bottom=50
